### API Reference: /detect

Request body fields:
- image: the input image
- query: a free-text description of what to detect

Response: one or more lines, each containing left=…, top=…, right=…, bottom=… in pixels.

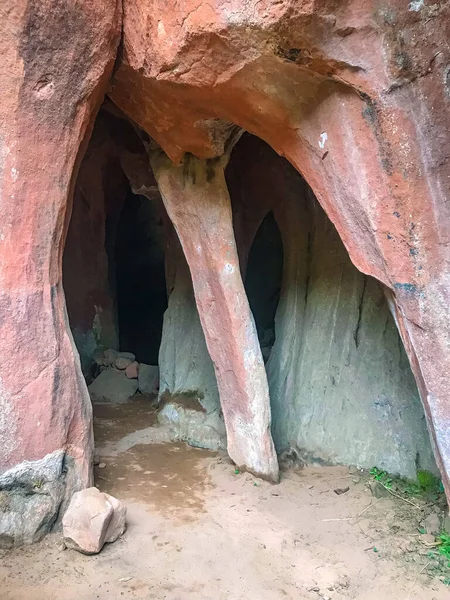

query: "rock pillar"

left=0, top=0, right=120, bottom=546
left=151, top=152, right=279, bottom=481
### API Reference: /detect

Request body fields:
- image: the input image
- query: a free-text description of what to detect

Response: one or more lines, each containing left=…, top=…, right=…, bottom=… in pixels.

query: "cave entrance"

left=63, top=106, right=167, bottom=405
left=244, top=211, right=284, bottom=363
left=226, top=132, right=437, bottom=480
left=63, top=108, right=437, bottom=491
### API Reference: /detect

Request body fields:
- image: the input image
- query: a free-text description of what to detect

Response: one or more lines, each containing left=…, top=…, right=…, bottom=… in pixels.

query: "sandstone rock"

left=2, top=0, right=450, bottom=556
left=125, top=361, right=139, bottom=379
left=62, top=487, right=126, bottom=554
left=138, top=364, right=159, bottom=395
left=103, top=493, right=127, bottom=543
left=119, top=352, right=136, bottom=362
left=0, top=451, right=66, bottom=548
left=104, top=349, right=120, bottom=366
left=115, top=357, right=132, bottom=370
left=158, top=395, right=226, bottom=450
left=0, top=0, right=121, bottom=548
left=152, top=155, right=279, bottom=481
left=110, top=0, right=450, bottom=500
left=158, top=239, right=221, bottom=434
left=89, top=370, right=138, bottom=403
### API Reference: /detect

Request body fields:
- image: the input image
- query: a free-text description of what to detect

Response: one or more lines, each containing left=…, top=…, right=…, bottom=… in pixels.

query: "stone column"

left=151, top=152, right=279, bottom=482
left=0, top=0, right=120, bottom=546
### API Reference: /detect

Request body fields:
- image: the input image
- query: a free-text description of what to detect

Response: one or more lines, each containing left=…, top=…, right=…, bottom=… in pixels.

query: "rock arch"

left=109, top=0, right=450, bottom=498
left=1, top=0, right=449, bottom=545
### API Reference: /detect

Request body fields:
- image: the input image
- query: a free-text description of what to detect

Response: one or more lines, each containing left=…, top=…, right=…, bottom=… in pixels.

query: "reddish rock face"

left=109, top=1, right=450, bottom=498
left=151, top=151, right=279, bottom=481
left=2, top=0, right=450, bottom=545
left=63, top=112, right=132, bottom=374
left=0, top=0, right=121, bottom=545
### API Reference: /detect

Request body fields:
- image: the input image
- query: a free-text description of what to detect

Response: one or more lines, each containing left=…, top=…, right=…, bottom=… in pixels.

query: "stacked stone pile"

left=88, top=349, right=159, bottom=402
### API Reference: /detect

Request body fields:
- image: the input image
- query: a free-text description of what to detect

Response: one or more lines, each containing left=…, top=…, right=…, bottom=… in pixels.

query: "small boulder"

left=138, top=364, right=159, bottom=394
left=119, top=351, right=136, bottom=362
left=89, top=369, right=138, bottom=403
left=115, top=357, right=132, bottom=370
left=158, top=395, right=226, bottom=450
left=62, top=487, right=126, bottom=554
left=125, top=361, right=139, bottom=379
left=103, top=493, right=127, bottom=543
left=103, top=349, right=119, bottom=366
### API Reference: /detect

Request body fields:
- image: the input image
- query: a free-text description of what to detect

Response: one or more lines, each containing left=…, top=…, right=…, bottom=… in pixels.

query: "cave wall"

left=109, top=0, right=450, bottom=499
left=158, top=232, right=225, bottom=448
left=159, top=227, right=219, bottom=412
left=268, top=188, right=436, bottom=478
left=63, top=115, right=438, bottom=477
left=2, top=0, right=450, bottom=545
left=63, top=118, right=128, bottom=374
left=155, top=133, right=436, bottom=477
left=0, top=0, right=121, bottom=546
left=63, top=108, right=161, bottom=375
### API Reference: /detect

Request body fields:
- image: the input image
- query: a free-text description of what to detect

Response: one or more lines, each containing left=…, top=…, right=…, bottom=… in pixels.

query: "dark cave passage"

left=63, top=107, right=167, bottom=380
left=244, top=211, right=284, bottom=362
left=114, top=192, right=167, bottom=365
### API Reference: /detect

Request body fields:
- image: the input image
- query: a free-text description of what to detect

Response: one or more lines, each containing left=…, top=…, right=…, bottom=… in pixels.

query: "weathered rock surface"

left=118, top=352, right=136, bottom=362
left=152, top=152, right=279, bottom=482
left=138, top=364, right=160, bottom=395
left=125, top=361, right=139, bottom=379
left=104, top=349, right=120, bottom=366
left=2, top=0, right=450, bottom=549
left=0, top=451, right=66, bottom=548
left=109, top=0, right=450, bottom=500
left=158, top=394, right=226, bottom=450
left=155, top=135, right=437, bottom=479
left=62, top=487, right=126, bottom=554
left=232, top=138, right=437, bottom=479
left=115, top=356, right=132, bottom=370
left=158, top=229, right=221, bottom=443
left=0, top=0, right=121, bottom=546
left=88, top=370, right=138, bottom=403
left=103, top=492, right=127, bottom=543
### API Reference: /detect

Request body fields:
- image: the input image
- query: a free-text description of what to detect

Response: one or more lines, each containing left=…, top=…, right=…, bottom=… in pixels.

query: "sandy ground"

left=1, top=397, right=448, bottom=600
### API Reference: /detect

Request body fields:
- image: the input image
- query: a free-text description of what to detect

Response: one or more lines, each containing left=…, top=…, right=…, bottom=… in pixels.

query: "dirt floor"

left=1, top=396, right=449, bottom=600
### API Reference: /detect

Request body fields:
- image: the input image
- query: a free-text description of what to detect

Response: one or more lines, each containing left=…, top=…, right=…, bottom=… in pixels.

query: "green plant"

left=370, top=467, right=392, bottom=489
left=369, top=467, right=444, bottom=499
left=417, top=470, right=442, bottom=494
left=439, top=532, right=450, bottom=560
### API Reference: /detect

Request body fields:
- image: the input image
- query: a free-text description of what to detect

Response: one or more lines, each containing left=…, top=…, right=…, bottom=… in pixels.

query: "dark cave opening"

left=244, top=211, right=284, bottom=362
left=63, top=106, right=168, bottom=378
left=113, top=191, right=167, bottom=365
